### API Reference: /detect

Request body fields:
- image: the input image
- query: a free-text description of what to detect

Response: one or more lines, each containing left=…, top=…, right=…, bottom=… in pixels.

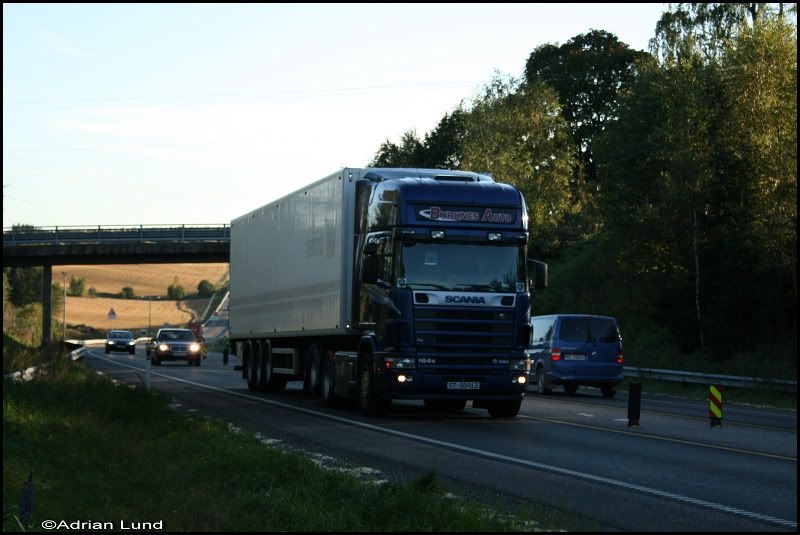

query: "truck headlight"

left=384, top=357, right=416, bottom=369
left=509, top=359, right=530, bottom=371
left=189, top=343, right=201, bottom=352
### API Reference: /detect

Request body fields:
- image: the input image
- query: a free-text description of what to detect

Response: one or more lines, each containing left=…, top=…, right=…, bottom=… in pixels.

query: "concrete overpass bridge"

left=3, top=224, right=230, bottom=344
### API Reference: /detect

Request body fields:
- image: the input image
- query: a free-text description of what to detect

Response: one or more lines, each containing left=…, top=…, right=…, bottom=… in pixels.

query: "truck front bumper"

left=374, top=368, right=527, bottom=401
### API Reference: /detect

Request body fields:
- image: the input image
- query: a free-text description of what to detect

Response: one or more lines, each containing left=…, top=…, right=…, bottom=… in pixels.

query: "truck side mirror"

left=362, top=255, right=379, bottom=284
left=528, top=259, right=548, bottom=290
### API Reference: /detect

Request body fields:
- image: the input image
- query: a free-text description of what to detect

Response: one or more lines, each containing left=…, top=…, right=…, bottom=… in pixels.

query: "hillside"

left=65, top=296, right=208, bottom=331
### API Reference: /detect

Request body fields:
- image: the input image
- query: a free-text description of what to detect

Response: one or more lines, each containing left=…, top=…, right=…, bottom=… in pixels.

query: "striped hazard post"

left=709, top=384, right=723, bottom=428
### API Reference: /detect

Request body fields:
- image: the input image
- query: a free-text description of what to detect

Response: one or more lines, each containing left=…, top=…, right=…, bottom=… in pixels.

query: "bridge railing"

left=3, top=224, right=231, bottom=245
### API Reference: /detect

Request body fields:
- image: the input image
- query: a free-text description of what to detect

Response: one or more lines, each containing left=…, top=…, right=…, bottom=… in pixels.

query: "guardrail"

left=3, top=224, right=230, bottom=245
left=623, top=366, right=796, bottom=392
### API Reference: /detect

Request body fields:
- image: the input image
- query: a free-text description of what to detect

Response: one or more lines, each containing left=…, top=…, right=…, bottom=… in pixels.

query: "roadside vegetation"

left=372, top=4, right=797, bottom=381
left=3, top=361, right=565, bottom=532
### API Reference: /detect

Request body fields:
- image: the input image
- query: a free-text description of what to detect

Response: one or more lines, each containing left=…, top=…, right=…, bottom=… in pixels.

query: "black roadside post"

left=628, top=381, right=641, bottom=427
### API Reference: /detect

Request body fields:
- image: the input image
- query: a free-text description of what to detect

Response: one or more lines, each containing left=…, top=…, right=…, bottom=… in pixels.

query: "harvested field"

left=53, top=263, right=229, bottom=297
left=65, top=296, right=208, bottom=331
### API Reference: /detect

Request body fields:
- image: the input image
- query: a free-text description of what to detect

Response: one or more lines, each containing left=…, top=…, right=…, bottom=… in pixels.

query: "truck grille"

left=413, top=306, right=515, bottom=369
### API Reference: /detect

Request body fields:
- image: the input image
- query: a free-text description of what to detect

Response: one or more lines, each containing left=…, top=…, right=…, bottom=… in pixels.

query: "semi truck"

left=228, top=168, right=547, bottom=418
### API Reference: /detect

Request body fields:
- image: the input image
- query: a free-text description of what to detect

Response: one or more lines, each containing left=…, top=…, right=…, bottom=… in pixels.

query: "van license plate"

left=564, top=354, right=586, bottom=361
left=447, top=382, right=480, bottom=390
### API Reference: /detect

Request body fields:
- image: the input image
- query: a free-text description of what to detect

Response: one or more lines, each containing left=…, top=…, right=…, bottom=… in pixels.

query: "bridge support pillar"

left=41, top=265, right=52, bottom=347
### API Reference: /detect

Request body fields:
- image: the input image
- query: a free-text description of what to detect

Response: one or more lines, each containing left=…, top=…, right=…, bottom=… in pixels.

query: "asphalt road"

left=86, top=346, right=797, bottom=531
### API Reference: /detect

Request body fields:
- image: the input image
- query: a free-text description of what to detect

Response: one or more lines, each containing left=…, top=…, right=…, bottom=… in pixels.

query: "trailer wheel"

left=321, top=352, right=339, bottom=407
left=262, top=341, right=287, bottom=393
left=245, top=341, right=258, bottom=392
left=304, top=344, right=322, bottom=396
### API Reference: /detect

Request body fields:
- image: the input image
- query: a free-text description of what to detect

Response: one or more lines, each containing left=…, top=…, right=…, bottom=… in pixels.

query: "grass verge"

left=4, top=363, right=557, bottom=532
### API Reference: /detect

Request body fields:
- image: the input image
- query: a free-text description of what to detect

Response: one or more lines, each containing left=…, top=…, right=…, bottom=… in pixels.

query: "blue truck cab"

left=529, top=314, right=623, bottom=398
left=339, top=169, right=544, bottom=418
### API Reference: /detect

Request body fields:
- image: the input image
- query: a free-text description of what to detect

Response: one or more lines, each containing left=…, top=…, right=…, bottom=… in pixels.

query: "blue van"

left=529, top=315, right=623, bottom=398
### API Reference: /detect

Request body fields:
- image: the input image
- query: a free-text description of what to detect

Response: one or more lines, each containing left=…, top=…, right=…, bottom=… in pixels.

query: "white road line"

left=87, top=351, right=797, bottom=530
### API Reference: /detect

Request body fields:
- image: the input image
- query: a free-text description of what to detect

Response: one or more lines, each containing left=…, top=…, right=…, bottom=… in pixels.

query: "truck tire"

left=321, top=353, right=340, bottom=407
left=358, top=359, right=390, bottom=417
left=487, top=399, right=522, bottom=418
left=304, top=344, right=322, bottom=396
left=262, top=341, right=287, bottom=393
left=245, top=341, right=258, bottom=392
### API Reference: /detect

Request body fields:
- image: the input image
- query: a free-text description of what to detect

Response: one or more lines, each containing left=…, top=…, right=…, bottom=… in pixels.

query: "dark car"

left=529, top=315, right=623, bottom=398
left=147, top=328, right=202, bottom=366
left=105, top=330, right=136, bottom=355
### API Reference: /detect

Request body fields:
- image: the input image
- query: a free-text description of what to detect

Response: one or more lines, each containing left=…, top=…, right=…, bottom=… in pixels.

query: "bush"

left=88, top=287, right=97, bottom=298
left=120, top=287, right=135, bottom=299
left=167, top=278, right=185, bottom=300
left=69, top=275, right=86, bottom=297
left=197, top=280, right=216, bottom=298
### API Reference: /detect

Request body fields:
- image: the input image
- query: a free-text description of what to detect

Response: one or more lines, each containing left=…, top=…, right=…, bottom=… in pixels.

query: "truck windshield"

left=398, top=243, right=524, bottom=293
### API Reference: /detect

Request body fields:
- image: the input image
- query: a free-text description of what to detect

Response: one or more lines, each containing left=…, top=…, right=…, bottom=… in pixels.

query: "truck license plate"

left=447, top=382, right=480, bottom=390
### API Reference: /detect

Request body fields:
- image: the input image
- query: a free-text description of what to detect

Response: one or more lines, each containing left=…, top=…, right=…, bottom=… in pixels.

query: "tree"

left=167, top=277, right=185, bottom=300
left=597, top=13, right=797, bottom=356
left=197, top=280, right=216, bottom=298
left=120, top=287, right=135, bottom=299
left=69, top=275, right=86, bottom=297
left=88, top=287, right=97, bottom=298
left=524, top=30, right=653, bottom=234
left=368, top=110, right=466, bottom=169
left=461, top=76, right=574, bottom=254
left=4, top=266, right=43, bottom=307
left=651, top=3, right=795, bottom=64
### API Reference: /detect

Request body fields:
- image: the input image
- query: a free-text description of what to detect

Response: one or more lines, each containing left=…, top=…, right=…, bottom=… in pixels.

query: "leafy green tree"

left=4, top=266, right=43, bottom=307
left=120, top=287, right=135, bottom=299
left=167, top=277, right=185, bottom=300
left=369, top=110, right=466, bottom=169
left=197, top=280, right=216, bottom=298
left=651, top=2, right=795, bottom=64
left=524, top=30, right=653, bottom=208
left=69, top=275, right=86, bottom=297
left=461, top=76, right=574, bottom=254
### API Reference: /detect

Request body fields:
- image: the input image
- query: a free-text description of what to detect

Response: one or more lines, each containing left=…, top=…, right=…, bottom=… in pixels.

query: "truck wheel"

left=536, top=366, right=552, bottom=395
left=358, top=361, right=389, bottom=417
left=304, top=344, right=322, bottom=396
left=321, top=354, right=339, bottom=407
left=487, top=399, right=522, bottom=418
left=262, top=342, right=287, bottom=393
left=246, top=342, right=258, bottom=392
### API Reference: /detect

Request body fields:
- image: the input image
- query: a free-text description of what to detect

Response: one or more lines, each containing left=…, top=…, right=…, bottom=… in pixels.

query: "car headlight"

left=128, top=341, right=135, bottom=346
left=189, top=343, right=200, bottom=352
left=108, top=341, right=115, bottom=345
left=158, top=344, right=169, bottom=352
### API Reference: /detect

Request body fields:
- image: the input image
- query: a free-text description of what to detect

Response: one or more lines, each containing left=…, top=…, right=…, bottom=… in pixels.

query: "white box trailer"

left=229, top=169, right=360, bottom=340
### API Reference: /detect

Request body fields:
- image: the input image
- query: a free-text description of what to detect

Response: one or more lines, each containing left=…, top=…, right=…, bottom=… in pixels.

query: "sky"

left=3, top=3, right=667, bottom=228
